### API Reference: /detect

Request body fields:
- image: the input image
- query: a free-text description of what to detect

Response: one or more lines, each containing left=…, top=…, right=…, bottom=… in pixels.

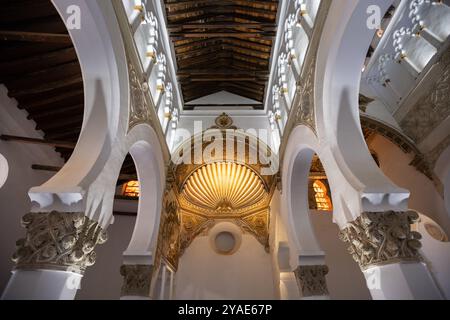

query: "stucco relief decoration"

left=210, top=112, right=237, bottom=130
left=400, top=50, right=450, bottom=143
left=120, top=264, right=153, bottom=297
left=12, top=212, right=107, bottom=274
left=179, top=213, right=213, bottom=254
left=338, top=211, right=423, bottom=270
left=236, top=211, right=270, bottom=250
left=295, top=59, right=315, bottom=129
left=294, top=265, right=329, bottom=297
left=128, top=61, right=152, bottom=130
left=159, top=200, right=181, bottom=270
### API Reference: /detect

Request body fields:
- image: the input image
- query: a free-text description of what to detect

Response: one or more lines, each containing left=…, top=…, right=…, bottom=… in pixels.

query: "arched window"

left=312, top=180, right=332, bottom=211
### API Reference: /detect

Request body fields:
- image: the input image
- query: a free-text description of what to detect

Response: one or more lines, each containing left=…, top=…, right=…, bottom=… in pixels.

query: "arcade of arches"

left=0, top=0, right=450, bottom=300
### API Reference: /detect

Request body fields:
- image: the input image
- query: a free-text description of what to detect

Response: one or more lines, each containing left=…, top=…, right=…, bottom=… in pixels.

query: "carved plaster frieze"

left=294, top=265, right=329, bottom=297
left=120, top=264, right=153, bottom=297
left=295, top=59, right=316, bottom=130
left=236, top=211, right=270, bottom=250
left=400, top=50, right=450, bottom=144
left=339, top=211, right=422, bottom=270
left=12, top=212, right=107, bottom=274
left=128, top=60, right=153, bottom=130
left=160, top=200, right=181, bottom=270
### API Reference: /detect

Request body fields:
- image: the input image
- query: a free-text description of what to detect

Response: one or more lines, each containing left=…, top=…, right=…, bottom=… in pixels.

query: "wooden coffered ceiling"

left=164, top=0, right=279, bottom=109
left=0, top=0, right=136, bottom=185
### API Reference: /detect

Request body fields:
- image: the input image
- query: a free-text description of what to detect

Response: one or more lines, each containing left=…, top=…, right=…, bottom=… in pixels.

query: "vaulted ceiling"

left=164, top=0, right=279, bottom=109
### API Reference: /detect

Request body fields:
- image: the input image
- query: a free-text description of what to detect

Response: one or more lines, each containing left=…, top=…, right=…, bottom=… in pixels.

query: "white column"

left=1, top=211, right=107, bottom=300
left=279, top=272, right=300, bottom=300
left=169, top=270, right=175, bottom=300
left=159, top=265, right=167, bottom=300
left=339, top=211, right=444, bottom=300
left=363, top=262, right=443, bottom=300
left=2, top=270, right=82, bottom=300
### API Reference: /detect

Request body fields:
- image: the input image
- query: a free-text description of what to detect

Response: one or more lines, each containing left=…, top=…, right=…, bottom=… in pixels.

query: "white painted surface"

left=2, top=270, right=82, bottom=300
left=370, top=135, right=450, bottom=234
left=175, top=233, right=275, bottom=300
left=76, top=215, right=136, bottom=300
left=186, top=90, right=261, bottom=107
left=0, top=85, right=64, bottom=295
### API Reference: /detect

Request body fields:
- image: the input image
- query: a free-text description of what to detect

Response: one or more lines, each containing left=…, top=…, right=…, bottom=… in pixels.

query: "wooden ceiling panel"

left=164, top=0, right=278, bottom=109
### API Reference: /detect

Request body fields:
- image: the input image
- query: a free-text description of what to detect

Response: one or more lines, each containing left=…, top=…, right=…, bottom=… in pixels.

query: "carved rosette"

left=294, top=265, right=329, bottom=297
left=338, top=211, right=422, bottom=270
left=120, top=264, right=153, bottom=297
left=12, top=212, right=107, bottom=274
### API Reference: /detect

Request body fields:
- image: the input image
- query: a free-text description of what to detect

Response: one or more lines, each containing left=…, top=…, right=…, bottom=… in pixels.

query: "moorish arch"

left=0, top=0, right=449, bottom=302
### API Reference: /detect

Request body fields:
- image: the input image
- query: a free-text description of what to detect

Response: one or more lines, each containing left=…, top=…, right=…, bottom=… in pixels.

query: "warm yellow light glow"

left=183, top=162, right=266, bottom=211
left=313, top=180, right=332, bottom=211
left=123, top=180, right=140, bottom=198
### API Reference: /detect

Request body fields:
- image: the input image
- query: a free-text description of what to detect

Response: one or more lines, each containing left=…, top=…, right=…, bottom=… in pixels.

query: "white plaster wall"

left=309, top=210, right=372, bottom=300
left=175, top=233, right=275, bottom=300
left=0, top=85, right=64, bottom=293
left=370, top=135, right=450, bottom=234
left=76, top=215, right=136, bottom=300
left=175, top=113, right=275, bottom=153
left=270, top=189, right=371, bottom=299
left=363, top=100, right=402, bottom=131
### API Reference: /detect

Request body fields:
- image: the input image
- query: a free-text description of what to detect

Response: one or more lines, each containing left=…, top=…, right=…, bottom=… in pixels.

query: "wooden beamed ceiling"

left=164, top=0, right=279, bottom=109
left=0, top=0, right=136, bottom=184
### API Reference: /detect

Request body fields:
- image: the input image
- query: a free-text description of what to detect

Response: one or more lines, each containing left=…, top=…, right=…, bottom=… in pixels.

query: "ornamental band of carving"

left=294, top=265, right=329, bottom=297
left=12, top=211, right=107, bottom=274
left=128, top=60, right=152, bottom=130
left=120, top=264, right=153, bottom=297
left=338, top=211, right=422, bottom=270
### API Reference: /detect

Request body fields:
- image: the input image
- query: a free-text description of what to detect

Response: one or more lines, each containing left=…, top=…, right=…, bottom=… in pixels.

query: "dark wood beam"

left=8, top=74, right=83, bottom=96
left=170, top=32, right=275, bottom=40
left=0, top=135, right=76, bottom=149
left=178, top=69, right=267, bottom=76
left=185, top=103, right=263, bottom=107
left=0, top=48, right=77, bottom=76
left=168, top=23, right=276, bottom=31
left=0, top=30, right=71, bottom=44
left=21, top=89, right=84, bottom=110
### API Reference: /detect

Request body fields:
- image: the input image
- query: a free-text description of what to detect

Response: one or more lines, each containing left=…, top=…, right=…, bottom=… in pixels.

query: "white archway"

left=281, top=125, right=324, bottom=262
left=122, top=124, right=166, bottom=265
left=28, top=0, right=130, bottom=227
left=314, top=0, right=409, bottom=225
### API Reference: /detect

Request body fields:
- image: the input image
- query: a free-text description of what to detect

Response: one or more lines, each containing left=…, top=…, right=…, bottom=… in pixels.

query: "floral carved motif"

left=400, top=50, right=450, bottom=143
left=295, top=59, right=315, bottom=130
left=12, top=212, right=107, bottom=274
left=120, top=264, right=153, bottom=297
left=128, top=61, right=152, bottom=130
left=338, top=211, right=422, bottom=270
left=294, top=265, right=329, bottom=297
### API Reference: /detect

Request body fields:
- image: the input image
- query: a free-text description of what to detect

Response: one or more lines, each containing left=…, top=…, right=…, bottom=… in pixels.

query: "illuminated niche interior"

left=182, top=162, right=266, bottom=212
left=313, top=180, right=332, bottom=211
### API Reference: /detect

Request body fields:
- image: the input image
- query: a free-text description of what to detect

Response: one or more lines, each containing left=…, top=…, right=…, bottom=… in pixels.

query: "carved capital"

left=294, top=265, right=329, bottom=297
left=12, top=212, right=107, bottom=274
left=120, top=264, right=153, bottom=297
left=339, top=211, right=422, bottom=270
